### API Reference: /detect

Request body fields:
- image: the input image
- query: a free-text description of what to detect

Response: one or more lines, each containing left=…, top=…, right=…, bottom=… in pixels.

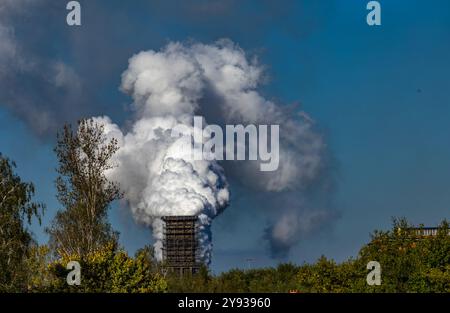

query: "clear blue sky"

left=0, top=0, right=449, bottom=273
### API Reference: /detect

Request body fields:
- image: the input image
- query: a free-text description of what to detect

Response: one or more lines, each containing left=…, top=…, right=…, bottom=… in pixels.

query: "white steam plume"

left=97, top=39, right=329, bottom=262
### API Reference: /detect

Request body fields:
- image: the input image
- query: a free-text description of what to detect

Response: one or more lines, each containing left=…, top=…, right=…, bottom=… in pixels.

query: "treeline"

left=168, top=219, right=450, bottom=293
left=0, top=119, right=166, bottom=292
left=0, top=119, right=449, bottom=293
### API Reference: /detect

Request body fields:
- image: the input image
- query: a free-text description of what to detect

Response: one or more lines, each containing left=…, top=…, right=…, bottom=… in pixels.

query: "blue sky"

left=0, top=0, right=449, bottom=273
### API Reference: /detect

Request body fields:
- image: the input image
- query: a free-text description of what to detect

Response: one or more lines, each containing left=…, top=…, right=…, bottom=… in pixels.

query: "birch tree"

left=46, top=118, right=122, bottom=258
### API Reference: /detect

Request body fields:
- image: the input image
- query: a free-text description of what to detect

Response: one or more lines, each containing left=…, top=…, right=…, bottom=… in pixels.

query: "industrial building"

left=409, top=227, right=450, bottom=237
left=162, top=216, right=201, bottom=275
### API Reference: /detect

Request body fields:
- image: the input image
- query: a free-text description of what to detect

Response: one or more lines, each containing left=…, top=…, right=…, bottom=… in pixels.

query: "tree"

left=25, top=244, right=54, bottom=291
left=46, top=242, right=168, bottom=293
left=355, top=218, right=450, bottom=292
left=0, top=154, right=44, bottom=292
left=296, top=256, right=354, bottom=292
left=46, top=118, right=122, bottom=258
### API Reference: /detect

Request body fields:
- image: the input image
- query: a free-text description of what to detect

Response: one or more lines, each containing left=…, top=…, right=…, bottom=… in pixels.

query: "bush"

left=32, top=243, right=167, bottom=293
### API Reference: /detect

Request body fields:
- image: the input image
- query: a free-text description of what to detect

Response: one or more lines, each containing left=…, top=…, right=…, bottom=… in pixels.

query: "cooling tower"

left=162, top=216, right=201, bottom=275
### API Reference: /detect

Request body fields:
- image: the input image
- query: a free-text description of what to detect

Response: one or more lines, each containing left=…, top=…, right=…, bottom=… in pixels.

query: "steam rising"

left=97, top=40, right=329, bottom=261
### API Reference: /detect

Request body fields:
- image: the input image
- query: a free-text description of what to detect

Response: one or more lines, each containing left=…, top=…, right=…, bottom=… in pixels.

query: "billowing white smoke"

left=99, top=114, right=229, bottom=263
left=96, top=43, right=232, bottom=264
left=97, top=39, right=327, bottom=262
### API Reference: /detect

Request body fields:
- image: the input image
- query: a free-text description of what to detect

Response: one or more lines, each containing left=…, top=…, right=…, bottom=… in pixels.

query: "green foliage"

left=46, top=119, right=122, bottom=258
left=0, top=154, right=45, bottom=292
left=2, top=149, right=449, bottom=294
left=25, top=244, right=55, bottom=291
left=296, top=257, right=359, bottom=292
left=167, top=218, right=450, bottom=293
left=354, top=218, right=450, bottom=292
left=38, top=243, right=167, bottom=293
left=166, top=265, right=213, bottom=293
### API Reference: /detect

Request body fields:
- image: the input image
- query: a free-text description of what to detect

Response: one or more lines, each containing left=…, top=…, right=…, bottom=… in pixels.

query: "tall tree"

left=0, top=154, right=44, bottom=292
left=47, top=118, right=122, bottom=258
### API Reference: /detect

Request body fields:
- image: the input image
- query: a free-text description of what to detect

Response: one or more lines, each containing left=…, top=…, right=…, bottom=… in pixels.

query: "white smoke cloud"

left=96, top=39, right=329, bottom=262
left=95, top=51, right=231, bottom=263
left=178, top=40, right=325, bottom=192
left=265, top=208, right=335, bottom=258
